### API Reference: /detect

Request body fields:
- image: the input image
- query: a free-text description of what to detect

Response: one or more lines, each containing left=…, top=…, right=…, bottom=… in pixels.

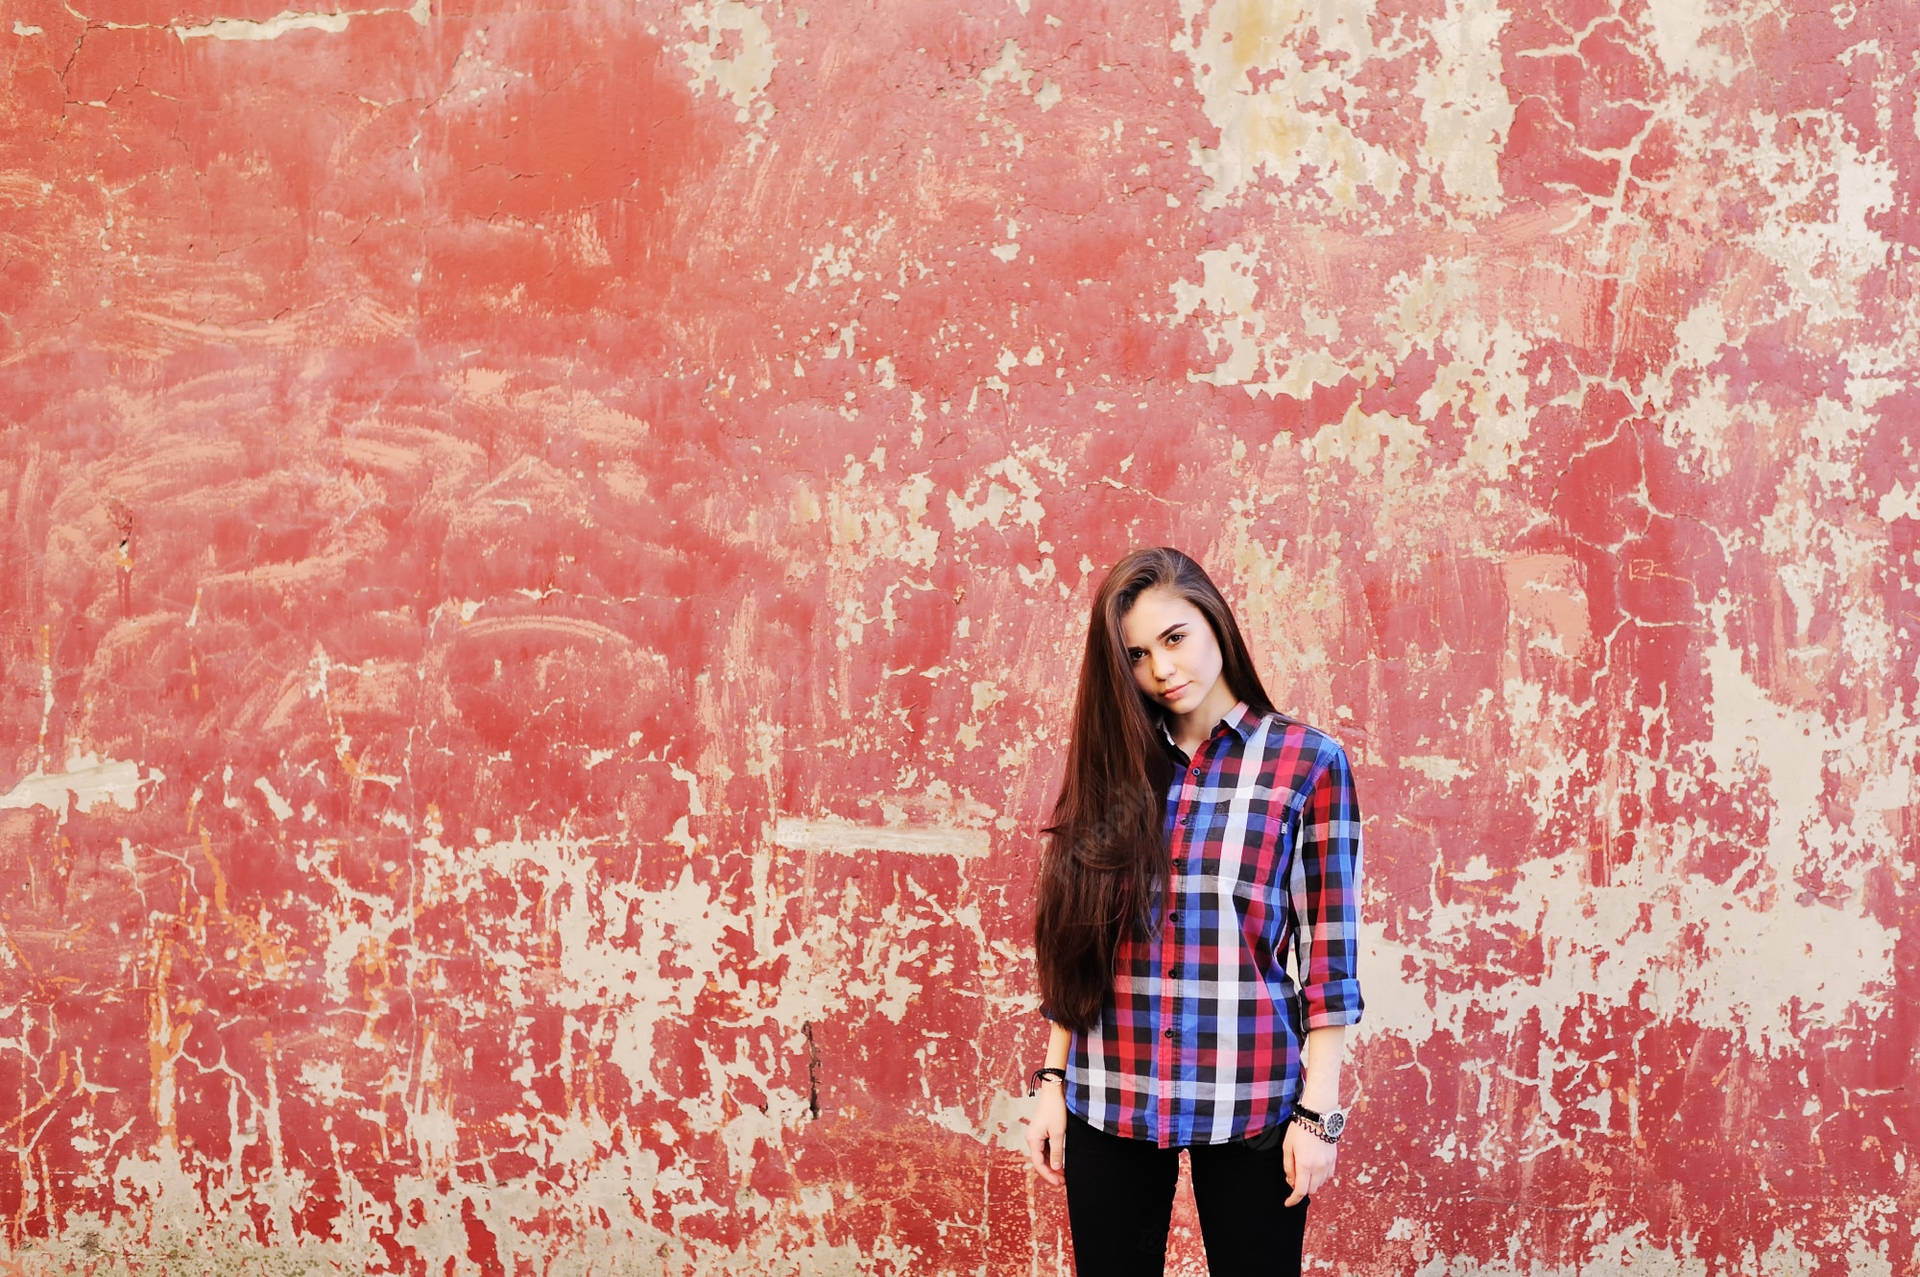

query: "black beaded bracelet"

left=1028, top=1066, right=1067, bottom=1095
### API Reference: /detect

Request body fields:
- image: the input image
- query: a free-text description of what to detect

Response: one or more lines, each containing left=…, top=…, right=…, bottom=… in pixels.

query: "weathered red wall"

left=3, top=0, right=1916, bottom=1272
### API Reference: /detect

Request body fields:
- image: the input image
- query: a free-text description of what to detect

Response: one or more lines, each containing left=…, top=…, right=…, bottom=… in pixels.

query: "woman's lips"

left=1162, top=682, right=1189, bottom=700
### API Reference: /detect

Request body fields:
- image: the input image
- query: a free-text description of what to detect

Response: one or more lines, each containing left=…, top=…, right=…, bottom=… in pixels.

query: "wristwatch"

left=1290, top=1103, right=1346, bottom=1144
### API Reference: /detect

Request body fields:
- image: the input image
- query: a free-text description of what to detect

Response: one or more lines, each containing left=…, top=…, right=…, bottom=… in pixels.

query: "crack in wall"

left=802, top=1020, right=820, bottom=1120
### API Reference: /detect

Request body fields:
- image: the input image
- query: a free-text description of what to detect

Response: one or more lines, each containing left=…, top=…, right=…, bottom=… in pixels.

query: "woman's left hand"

left=1282, top=1120, right=1337, bottom=1207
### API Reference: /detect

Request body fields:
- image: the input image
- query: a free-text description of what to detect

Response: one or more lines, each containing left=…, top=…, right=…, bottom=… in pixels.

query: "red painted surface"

left=2, top=0, right=1916, bottom=1273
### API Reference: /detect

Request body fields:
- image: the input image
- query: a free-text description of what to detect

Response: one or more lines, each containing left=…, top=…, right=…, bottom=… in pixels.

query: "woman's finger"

left=1024, top=1116, right=1064, bottom=1185
left=1296, top=1146, right=1335, bottom=1199
left=1036, top=1133, right=1064, bottom=1186
left=1283, top=1125, right=1314, bottom=1206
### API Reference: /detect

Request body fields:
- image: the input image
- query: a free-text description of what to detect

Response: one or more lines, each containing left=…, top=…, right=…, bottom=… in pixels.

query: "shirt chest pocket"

left=1196, top=808, right=1290, bottom=918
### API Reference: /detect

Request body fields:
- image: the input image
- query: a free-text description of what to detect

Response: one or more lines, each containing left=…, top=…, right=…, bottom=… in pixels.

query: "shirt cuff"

left=1301, top=980, right=1364, bottom=1030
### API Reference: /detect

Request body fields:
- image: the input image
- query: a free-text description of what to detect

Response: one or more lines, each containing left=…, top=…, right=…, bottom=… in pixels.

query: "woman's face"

left=1119, top=585, right=1233, bottom=721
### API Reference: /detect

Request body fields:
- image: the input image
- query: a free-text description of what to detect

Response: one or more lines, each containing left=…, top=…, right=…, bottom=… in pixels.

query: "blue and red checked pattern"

left=1065, top=702, right=1364, bottom=1148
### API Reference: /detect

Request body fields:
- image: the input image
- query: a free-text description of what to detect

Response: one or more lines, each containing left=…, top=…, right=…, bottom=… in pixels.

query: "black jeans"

left=1063, top=1111, right=1309, bottom=1277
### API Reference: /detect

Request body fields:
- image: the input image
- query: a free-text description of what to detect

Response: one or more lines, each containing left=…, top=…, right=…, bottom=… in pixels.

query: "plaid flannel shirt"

left=1066, top=702, right=1364, bottom=1147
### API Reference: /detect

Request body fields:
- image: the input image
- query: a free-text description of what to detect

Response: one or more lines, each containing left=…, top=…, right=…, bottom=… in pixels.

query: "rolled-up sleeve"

left=1290, top=740, right=1364, bottom=1029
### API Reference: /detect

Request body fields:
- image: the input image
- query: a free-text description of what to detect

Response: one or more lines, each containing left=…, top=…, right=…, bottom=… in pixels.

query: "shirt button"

left=1163, top=1028, right=1174, bottom=1039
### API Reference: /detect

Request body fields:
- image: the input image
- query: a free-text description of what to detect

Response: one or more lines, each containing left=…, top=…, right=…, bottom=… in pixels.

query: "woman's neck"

left=1167, top=685, right=1240, bottom=756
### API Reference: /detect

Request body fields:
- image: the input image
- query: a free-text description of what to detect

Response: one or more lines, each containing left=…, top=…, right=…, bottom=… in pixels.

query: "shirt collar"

left=1156, top=699, right=1256, bottom=750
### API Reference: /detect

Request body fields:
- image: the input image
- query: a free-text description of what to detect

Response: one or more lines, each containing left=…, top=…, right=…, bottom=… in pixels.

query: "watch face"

left=1324, top=1110, right=1346, bottom=1138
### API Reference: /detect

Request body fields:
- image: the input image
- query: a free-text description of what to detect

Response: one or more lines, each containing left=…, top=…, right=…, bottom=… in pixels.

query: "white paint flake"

left=172, top=1, right=428, bottom=42
left=0, top=752, right=164, bottom=815
left=768, top=816, right=989, bottom=859
left=680, top=1, right=778, bottom=144
left=254, top=776, right=295, bottom=821
left=1174, top=0, right=1406, bottom=209
left=1416, top=0, right=1514, bottom=218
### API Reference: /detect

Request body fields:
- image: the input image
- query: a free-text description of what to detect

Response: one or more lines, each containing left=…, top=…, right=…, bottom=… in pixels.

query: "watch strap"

left=1289, top=1103, right=1344, bottom=1144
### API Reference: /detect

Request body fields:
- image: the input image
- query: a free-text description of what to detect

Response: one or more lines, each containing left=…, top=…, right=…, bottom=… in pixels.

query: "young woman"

left=1024, top=547, right=1364, bottom=1276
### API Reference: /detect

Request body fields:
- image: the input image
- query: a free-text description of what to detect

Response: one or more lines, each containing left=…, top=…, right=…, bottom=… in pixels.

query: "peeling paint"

left=0, top=753, right=164, bottom=815
left=2, top=0, right=1917, bottom=1272
left=171, top=1, right=429, bottom=41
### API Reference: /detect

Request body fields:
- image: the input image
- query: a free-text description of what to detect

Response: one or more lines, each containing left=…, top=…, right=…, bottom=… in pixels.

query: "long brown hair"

left=1033, top=547, right=1278, bottom=1029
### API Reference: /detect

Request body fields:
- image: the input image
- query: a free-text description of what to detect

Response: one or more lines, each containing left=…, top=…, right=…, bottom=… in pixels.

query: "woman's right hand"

left=1024, top=1082, right=1067, bottom=1186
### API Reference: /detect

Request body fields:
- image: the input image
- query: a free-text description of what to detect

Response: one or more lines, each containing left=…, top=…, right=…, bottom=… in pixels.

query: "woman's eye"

left=1127, top=650, right=1144, bottom=663
left=1167, top=632, right=1183, bottom=645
